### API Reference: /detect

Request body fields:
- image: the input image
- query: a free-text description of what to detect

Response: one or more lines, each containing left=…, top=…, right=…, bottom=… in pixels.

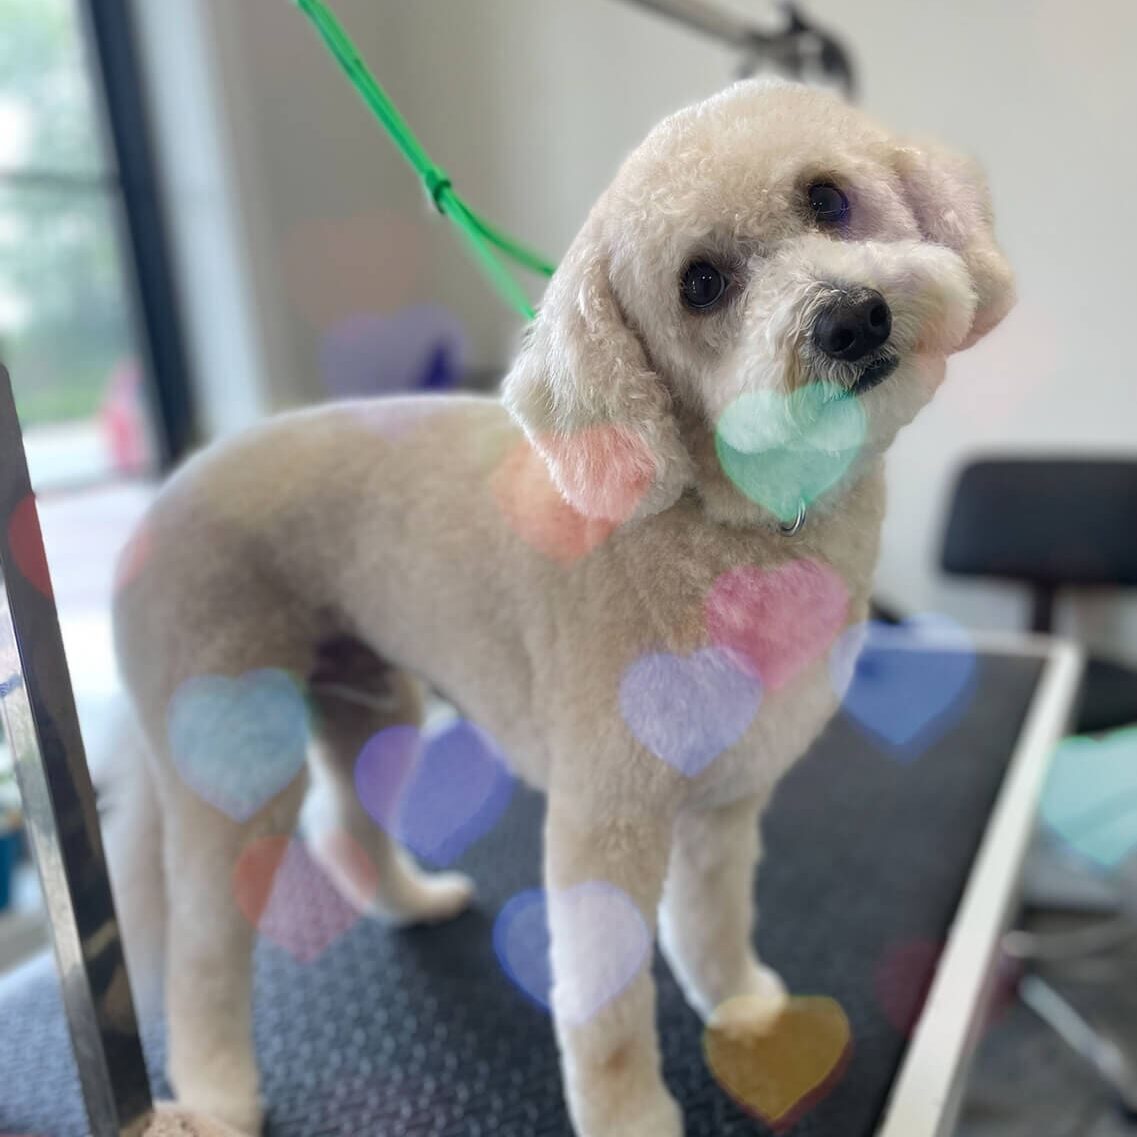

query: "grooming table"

left=0, top=636, right=1080, bottom=1137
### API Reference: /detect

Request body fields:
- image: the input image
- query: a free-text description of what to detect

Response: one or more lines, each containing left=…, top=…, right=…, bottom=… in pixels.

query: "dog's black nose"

left=813, top=289, right=892, bottom=362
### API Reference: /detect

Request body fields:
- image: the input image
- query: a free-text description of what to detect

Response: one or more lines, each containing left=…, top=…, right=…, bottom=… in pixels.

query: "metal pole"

left=619, top=0, right=770, bottom=50
left=0, top=364, right=152, bottom=1136
left=615, top=0, right=857, bottom=98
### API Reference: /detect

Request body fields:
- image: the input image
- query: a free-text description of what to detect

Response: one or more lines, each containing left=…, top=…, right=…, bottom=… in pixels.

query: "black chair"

left=942, top=457, right=1137, bottom=1121
left=941, top=458, right=1137, bottom=733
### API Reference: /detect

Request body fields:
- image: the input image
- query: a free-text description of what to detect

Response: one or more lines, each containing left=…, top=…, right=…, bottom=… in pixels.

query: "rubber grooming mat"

left=0, top=652, right=1044, bottom=1136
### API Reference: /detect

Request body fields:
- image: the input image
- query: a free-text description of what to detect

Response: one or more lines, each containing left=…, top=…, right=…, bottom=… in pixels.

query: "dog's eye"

left=808, top=183, right=850, bottom=225
left=680, top=261, right=728, bottom=310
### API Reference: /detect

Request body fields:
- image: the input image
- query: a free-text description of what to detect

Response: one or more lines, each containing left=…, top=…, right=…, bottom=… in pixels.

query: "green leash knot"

left=422, top=168, right=453, bottom=214
left=294, top=0, right=555, bottom=321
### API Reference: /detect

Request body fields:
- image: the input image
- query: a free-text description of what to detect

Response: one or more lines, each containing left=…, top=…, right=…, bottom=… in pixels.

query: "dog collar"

left=779, top=501, right=808, bottom=536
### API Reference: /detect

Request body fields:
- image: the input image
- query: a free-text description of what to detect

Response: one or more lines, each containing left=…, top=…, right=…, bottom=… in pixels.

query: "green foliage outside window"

left=0, top=0, right=136, bottom=427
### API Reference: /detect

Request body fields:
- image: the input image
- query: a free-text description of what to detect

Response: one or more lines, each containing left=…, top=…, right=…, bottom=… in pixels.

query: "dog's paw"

left=583, top=1092, right=684, bottom=1137
left=378, top=868, right=476, bottom=927
left=146, top=1101, right=260, bottom=1136
left=627, top=1095, right=684, bottom=1137
left=707, top=965, right=789, bottom=1037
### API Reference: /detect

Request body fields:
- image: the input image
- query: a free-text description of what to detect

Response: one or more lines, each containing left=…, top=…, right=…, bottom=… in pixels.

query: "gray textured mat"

left=0, top=653, right=1043, bottom=1137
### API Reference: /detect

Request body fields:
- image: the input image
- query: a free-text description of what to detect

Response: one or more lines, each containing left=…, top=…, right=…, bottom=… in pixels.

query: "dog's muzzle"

left=812, top=287, right=897, bottom=395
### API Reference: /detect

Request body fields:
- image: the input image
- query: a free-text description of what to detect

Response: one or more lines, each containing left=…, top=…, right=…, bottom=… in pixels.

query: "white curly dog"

left=107, top=79, right=1013, bottom=1136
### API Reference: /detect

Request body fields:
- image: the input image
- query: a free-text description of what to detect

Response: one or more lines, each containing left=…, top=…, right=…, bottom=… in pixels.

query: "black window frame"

left=80, top=0, right=196, bottom=471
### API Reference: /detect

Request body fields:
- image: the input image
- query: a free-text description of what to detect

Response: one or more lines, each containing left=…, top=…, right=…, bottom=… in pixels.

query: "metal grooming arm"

left=0, top=363, right=152, bottom=1136
left=617, top=0, right=857, bottom=97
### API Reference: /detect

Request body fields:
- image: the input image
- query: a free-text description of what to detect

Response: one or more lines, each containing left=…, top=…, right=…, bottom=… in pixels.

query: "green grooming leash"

left=294, top=0, right=556, bottom=321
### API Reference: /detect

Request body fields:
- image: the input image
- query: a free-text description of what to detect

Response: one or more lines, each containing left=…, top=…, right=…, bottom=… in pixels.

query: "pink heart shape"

left=7, top=493, right=54, bottom=600
left=704, top=559, right=849, bottom=691
left=232, top=835, right=361, bottom=963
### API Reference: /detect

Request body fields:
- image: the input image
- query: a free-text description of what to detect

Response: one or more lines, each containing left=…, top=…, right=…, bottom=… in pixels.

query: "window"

left=0, top=0, right=156, bottom=488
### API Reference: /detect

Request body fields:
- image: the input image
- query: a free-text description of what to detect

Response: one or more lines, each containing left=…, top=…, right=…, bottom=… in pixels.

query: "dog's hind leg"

left=117, top=607, right=317, bottom=1135
left=302, top=635, right=474, bottom=925
left=159, top=768, right=307, bottom=1135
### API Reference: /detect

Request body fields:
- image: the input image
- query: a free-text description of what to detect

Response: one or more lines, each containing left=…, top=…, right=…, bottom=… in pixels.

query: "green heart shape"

left=714, top=385, right=867, bottom=523
left=1042, top=727, right=1137, bottom=870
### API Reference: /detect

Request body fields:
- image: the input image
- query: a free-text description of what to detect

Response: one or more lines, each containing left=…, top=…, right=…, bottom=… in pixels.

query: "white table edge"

left=876, top=632, right=1085, bottom=1137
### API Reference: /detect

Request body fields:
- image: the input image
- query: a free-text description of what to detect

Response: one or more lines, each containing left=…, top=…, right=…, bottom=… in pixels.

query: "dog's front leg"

left=545, top=797, right=683, bottom=1137
left=659, top=795, right=788, bottom=1026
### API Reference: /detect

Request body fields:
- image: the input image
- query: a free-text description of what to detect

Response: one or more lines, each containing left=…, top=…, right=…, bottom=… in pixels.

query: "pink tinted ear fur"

left=892, top=143, right=1016, bottom=349
left=502, top=227, right=693, bottom=521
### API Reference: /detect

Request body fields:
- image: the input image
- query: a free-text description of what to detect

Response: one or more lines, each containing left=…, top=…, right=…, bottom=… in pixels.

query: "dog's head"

left=503, top=80, right=1014, bottom=526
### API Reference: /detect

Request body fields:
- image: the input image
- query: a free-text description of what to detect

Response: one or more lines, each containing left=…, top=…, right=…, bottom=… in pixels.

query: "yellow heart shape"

left=704, top=994, right=852, bottom=1130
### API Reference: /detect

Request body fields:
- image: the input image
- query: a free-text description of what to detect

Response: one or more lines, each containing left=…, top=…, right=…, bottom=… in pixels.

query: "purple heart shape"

left=354, top=719, right=514, bottom=867
left=830, top=615, right=977, bottom=759
left=493, top=882, right=650, bottom=1024
left=319, top=304, right=468, bottom=398
left=168, top=669, right=309, bottom=821
left=619, top=647, right=762, bottom=776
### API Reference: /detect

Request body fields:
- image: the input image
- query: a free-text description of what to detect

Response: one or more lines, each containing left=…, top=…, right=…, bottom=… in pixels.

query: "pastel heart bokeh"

left=705, top=559, right=849, bottom=691
left=830, top=614, right=977, bottom=758
left=873, top=939, right=942, bottom=1037
left=355, top=718, right=514, bottom=867
left=493, top=882, right=650, bottom=1024
left=714, top=384, right=867, bottom=523
left=874, top=937, right=1020, bottom=1042
left=534, top=424, right=656, bottom=523
left=319, top=304, right=468, bottom=399
left=491, top=425, right=652, bottom=565
left=1041, top=727, right=1137, bottom=870
left=283, top=211, right=424, bottom=328
left=168, top=669, right=309, bottom=821
left=232, top=835, right=362, bottom=963
left=490, top=438, right=618, bottom=565
left=619, top=646, right=762, bottom=777
left=6, top=493, right=54, bottom=599
left=492, top=888, right=553, bottom=1013
left=704, top=994, right=852, bottom=1131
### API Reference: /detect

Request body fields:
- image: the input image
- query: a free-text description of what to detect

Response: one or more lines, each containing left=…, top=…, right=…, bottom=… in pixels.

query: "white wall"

left=143, top=0, right=1137, bottom=660
left=131, top=0, right=273, bottom=437
left=820, top=0, right=1137, bottom=660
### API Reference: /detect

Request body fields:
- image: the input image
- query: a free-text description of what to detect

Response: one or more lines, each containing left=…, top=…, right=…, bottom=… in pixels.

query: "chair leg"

left=1019, top=973, right=1137, bottom=1115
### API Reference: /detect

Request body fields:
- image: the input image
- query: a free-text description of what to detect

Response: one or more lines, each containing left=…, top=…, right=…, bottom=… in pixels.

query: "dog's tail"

left=93, top=700, right=167, bottom=1018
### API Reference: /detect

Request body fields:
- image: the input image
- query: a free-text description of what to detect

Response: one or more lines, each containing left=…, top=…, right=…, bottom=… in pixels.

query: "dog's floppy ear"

left=892, top=142, right=1016, bottom=349
left=502, top=224, right=693, bottom=522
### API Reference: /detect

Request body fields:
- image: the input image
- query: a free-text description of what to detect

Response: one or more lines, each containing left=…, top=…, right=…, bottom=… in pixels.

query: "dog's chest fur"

left=560, top=479, right=883, bottom=809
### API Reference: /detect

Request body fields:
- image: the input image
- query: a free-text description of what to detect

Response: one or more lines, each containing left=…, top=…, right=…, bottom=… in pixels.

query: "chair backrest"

left=940, top=458, right=1137, bottom=631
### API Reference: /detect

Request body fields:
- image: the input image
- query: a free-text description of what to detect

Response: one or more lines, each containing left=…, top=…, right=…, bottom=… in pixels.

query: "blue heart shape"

left=168, top=669, right=309, bottom=820
left=493, top=882, right=650, bottom=1022
left=355, top=718, right=514, bottom=867
left=493, top=889, right=553, bottom=1013
left=831, top=616, right=977, bottom=760
left=1042, top=728, right=1137, bottom=870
